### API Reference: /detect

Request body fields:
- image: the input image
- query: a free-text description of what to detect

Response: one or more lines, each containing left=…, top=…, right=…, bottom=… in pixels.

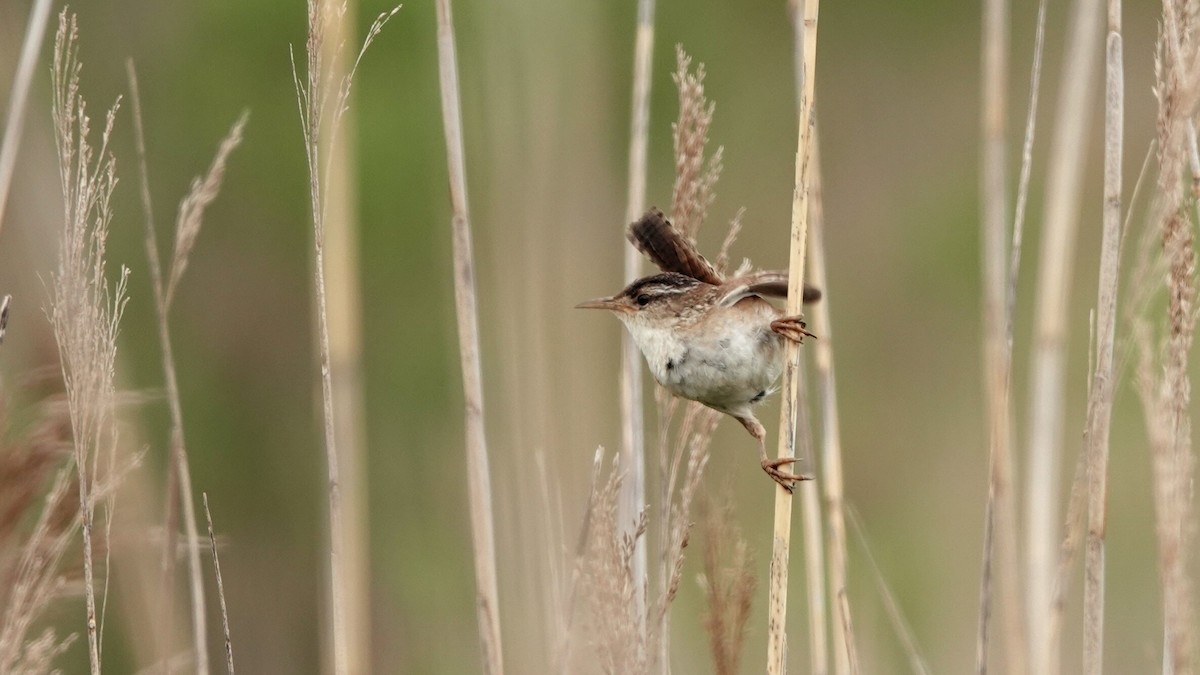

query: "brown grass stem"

left=202, top=494, right=235, bottom=675
left=768, top=1, right=820, bottom=670
left=0, top=0, right=52, bottom=236
left=1080, top=2, right=1122, bottom=672
left=434, top=0, right=504, bottom=672
left=1023, top=0, right=1102, bottom=671
left=620, top=0, right=655, bottom=643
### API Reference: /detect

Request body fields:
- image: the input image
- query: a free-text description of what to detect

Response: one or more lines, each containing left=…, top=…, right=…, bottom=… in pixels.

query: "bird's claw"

left=760, top=457, right=814, bottom=492
left=770, top=315, right=816, bottom=344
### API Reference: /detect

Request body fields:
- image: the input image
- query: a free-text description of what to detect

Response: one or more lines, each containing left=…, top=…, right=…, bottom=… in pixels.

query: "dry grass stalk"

left=1127, top=4, right=1200, bottom=671
left=0, top=0, right=53, bottom=236
left=976, top=0, right=1040, bottom=671
left=1022, top=0, right=1103, bottom=671
left=788, top=6, right=830, bottom=672
left=0, top=391, right=79, bottom=675
left=807, top=131, right=856, bottom=675
left=1079, top=2, right=1123, bottom=672
left=433, top=0, right=505, bottom=672
left=698, top=495, right=756, bottom=675
left=202, top=494, right=235, bottom=675
left=48, top=11, right=129, bottom=673
left=845, top=507, right=930, bottom=675
left=291, top=3, right=398, bottom=673
left=769, top=1, right=820, bottom=672
left=619, top=0, right=656, bottom=631
left=128, top=61, right=247, bottom=675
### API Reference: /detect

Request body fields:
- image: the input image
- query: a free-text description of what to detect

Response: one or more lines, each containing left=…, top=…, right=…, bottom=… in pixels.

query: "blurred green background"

left=0, top=0, right=1188, bottom=672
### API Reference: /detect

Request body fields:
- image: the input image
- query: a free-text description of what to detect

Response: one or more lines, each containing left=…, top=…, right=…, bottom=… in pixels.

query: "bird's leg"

left=770, top=315, right=816, bottom=343
left=734, top=414, right=812, bottom=492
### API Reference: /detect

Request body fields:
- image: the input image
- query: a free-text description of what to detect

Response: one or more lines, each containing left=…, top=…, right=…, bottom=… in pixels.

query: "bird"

left=577, top=207, right=820, bottom=491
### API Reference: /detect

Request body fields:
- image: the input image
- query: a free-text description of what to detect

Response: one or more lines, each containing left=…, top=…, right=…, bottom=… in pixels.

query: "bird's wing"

left=627, top=208, right=724, bottom=285
left=717, top=270, right=823, bottom=307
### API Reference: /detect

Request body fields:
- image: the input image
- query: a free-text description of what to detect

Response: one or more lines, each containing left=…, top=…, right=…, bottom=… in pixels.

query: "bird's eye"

left=635, top=294, right=651, bottom=307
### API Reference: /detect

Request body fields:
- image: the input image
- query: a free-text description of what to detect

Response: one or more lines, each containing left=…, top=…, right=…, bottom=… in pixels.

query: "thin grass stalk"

left=1023, top=0, right=1103, bottom=671
left=846, top=506, right=931, bottom=675
left=202, top=494, right=235, bottom=675
left=125, top=62, right=209, bottom=675
left=434, top=0, right=504, bottom=672
left=767, top=2, right=819, bottom=670
left=977, top=0, right=1012, bottom=671
left=1081, top=2, right=1122, bottom=672
left=319, top=4, right=372, bottom=670
left=620, top=0, right=655, bottom=648
left=292, top=4, right=397, bottom=673
left=788, top=5, right=830, bottom=672
left=807, top=132, right=856, bottom=675
left=0, top=0, right=52, bottom=234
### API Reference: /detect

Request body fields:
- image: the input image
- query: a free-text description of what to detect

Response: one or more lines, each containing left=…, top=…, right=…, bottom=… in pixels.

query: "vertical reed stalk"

left=292, top=3, right=396, bottom=672
left=621, top=0, right=655, bottom=645
left=768, top=1, right=819, bottom=671
left=126, top=62, right=208, bottom=675
left=977, top=0, right=1009, bottom=671
left=1081, top=1, right=1122, bottom=672
left=807, top=133, right=856, bottom=675
left=0, top=0, right=52, bottom=234
left=434, top=1, right=505, bottom=672
left=319, top=3, right=372, bottom=670
left=788, top=6, right=829, bottom=673
left=1024, top=0, right=1103, bottom=672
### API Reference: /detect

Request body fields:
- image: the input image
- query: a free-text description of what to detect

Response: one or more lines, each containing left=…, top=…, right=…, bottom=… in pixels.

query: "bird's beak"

left=575, top=296, right=625, bottom=312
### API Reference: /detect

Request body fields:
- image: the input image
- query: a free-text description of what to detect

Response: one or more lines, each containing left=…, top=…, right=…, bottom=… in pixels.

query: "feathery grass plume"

left=771, top=0, right=820, bottom=672
left=581, top=460, right=649, bottom=674
left=0, top=0, right=53, bottom=236
left=127, top=60, right=247, bottom=675
left=0, top=388, right=79, bottom=675
left=292, top=3, right=398, bottom=673
left=433, top=0, right=506, bottom=672
left=698, top=494, right=755, bottom=675
left=648, top=48, right=727, bottom=672
left=670, top=46, right=723, bottom=240
left=47, top=11, right=129, bottom=674
left=1128, top=5, right=1200, bottom=671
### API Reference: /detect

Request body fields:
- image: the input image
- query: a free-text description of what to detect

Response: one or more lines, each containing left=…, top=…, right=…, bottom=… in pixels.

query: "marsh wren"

left=577, top=208, right=820, bottom=492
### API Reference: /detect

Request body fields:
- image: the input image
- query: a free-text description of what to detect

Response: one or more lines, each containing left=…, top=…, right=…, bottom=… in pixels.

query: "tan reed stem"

left=621, top=0, right=655, bottom=645
left=1024, top=0, right=1103, bottom=672
left=768, top=1, right=819, bottom=671
left=1081, top=1, right=1122, bottom=672
left=788, top=6, right=830, bottom=673
left=434, top=0, right=505, bottom=672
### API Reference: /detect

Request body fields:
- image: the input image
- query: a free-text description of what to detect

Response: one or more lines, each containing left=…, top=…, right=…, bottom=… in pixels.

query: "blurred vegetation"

left=0, top=0, right=1188, bottom=673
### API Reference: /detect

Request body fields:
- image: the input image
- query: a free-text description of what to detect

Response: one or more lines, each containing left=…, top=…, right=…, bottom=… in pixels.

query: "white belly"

left=625, top=304, right=784, bottom=416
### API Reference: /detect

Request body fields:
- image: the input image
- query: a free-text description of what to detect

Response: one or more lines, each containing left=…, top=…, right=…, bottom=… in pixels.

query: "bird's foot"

left=760, top=457, right=815, bottom=493
left=770, top=315, right=816, bottom=343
